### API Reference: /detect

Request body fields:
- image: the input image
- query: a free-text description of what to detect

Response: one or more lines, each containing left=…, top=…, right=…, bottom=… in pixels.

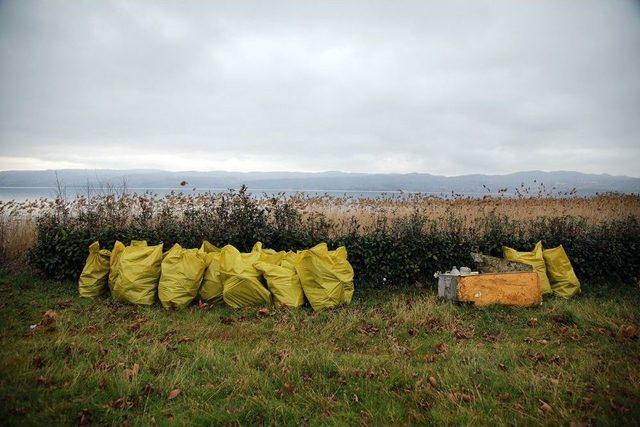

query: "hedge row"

left=29, top=190, right=640, bottom=286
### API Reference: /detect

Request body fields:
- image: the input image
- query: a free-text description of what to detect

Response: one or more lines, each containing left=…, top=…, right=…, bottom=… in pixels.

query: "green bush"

left=28, top=189, right=640, bottom=286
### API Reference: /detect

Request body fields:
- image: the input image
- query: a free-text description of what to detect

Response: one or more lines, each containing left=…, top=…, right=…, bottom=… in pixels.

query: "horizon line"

left=0, top=168, right=637, bottom=179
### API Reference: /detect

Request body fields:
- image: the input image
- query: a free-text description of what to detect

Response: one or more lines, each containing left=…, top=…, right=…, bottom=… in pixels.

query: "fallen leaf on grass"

left=36, top=375, right=50, bottom=385
left=41, top=310, right=58, bottom=325
left=483, top=332, right=498, bottom=343
left=498, top=363, right=507, bottom=371
left=621, top=325, right=639, bottom=340
left=111, top=397, right=136, bottom=409
left=257, top=308, right=270, bottom=316
left=123, top=363, right=140, bottom=381
left=77, top=409, right=90, bottom=425
left=177, top=337, right=194, bottom=344
left=13, top=407, right=27, bottom=416
left=428, top=376, right=437, bottom=388
left=65, top=344, right=76, bottom=357
left=93, top=360, right=113, bottom=371
left=538, top=399, right=553, bottom=415
left=453, top=330, right=472, bottom=340
left=526, top=351, right=545, bottom=363
left=204, top=383, right=214, bottom=390
left=459, top=393, right=474, bottom=402
left=435, top=343, right=447, bottom=354
left=582, top=397, right=594, bottom=409
left=98, top=344, right=108, bottom=356
left=282, top=383, right=294, bottom=394
left=32, top=355, right=45, bottom=369
left=549, top=355, right=566, bottom=365
left=141, top=383, right=154, bottom=396
left=168, top=389, right=181, bottom=400
left=277, top=349, right=290, bottom=363
left=220, top=316, right=234, bottom=325
left=418, top=399, right=432, bottom=409
left=609, top=399, right=630, bottom=414
left=359, top=324, right=379, bottom=337
left=57, top=299, right=73, bottom=309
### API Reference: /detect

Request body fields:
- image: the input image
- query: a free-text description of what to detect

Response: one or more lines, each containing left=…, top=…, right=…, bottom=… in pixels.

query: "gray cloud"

left=0, top=0, right=639, bottom=175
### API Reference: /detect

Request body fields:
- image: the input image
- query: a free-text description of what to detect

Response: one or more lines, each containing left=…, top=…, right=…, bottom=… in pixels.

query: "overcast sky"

left=0, top=1, right=639, bottom=176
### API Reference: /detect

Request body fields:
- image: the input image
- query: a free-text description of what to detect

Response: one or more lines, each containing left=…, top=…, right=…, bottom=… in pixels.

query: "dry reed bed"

left=293, top=193, right=640, bottom=229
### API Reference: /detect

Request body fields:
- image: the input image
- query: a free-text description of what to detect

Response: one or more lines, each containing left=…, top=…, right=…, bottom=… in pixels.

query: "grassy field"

left=0, top=271, right=638, bottom=426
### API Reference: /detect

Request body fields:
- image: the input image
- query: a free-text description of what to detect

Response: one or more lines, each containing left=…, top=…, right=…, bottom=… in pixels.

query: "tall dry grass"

left=291, top=193, right=640, bottom=231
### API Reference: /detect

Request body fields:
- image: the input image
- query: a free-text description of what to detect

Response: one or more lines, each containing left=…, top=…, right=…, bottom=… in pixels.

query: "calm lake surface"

left=0, top=187, right=459, bottom=202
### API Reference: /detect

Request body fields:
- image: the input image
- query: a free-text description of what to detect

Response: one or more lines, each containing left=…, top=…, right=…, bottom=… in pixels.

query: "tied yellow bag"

left=254, top=254, right=305, bottom=308
left=502, top=241, right=552, bottom=295
left=78, top=242, right=111, bottom=297
left=108, top=241, right=125, bottom=292
left=295, top=243, right=354, bottom=310
left=199, top=241, right=223, bottom=303
left=220, top=244, right=272, bottom=308
left=112, top=240, right=164, bottom=305
left=255, top=242, right=286, bottom=265
left=158, top=244, right=206, bottom=309
left=543, top=245, right=581, bottom=298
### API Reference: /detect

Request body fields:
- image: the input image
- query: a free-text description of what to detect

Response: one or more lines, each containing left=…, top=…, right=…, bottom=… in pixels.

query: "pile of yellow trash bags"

left=78, top=240, right=354, bottom=310
left=502, top=242, right=581, bottom=298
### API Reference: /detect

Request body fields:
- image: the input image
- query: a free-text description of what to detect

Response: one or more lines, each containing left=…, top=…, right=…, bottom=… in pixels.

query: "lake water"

left=0, top=187, right=459, bottom=202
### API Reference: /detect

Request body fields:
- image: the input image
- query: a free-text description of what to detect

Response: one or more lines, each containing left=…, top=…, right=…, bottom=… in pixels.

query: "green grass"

left=0, top=272, right=638, bottom=426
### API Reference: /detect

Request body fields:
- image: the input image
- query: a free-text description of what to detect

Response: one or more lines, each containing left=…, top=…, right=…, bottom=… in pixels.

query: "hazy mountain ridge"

left=0, top=169, right=638, bottom=195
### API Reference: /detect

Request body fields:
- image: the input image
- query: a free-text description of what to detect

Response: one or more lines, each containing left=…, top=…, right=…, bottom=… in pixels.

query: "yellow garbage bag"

left=543, top=245, right=581, bottom=298
left=295, top=243, right=354, bottom=310
left=112, top=240, right=164, bottom=305
left=219, top=244, right=271, bottom=308
left=108, top=240, right=126, bottom=292
left=502, top=241, right=552, bottom=295
left=253, top=241, right=286, bottom=265
left=158, top=243, right=207, bottom=309
left=254, top=259, right=304, bottom=308
left=280, top=251, right=301, bottom=271
left=199, top=241, right=224, bottom=303
left=78, top=241, right=111, bottom=297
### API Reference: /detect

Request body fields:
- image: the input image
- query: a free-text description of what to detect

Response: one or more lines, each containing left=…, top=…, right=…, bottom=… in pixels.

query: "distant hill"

left=0, top=169, right=638, bottom=196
